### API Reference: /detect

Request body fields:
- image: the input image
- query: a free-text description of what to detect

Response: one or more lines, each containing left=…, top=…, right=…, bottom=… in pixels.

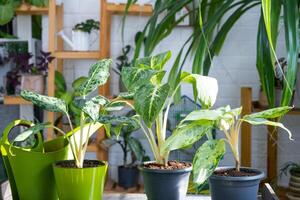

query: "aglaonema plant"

left=120, top=50, right=220, bottom=165
left=182, top=105, right=293, bottom=184
left=120, top=50, right=293, bottom=184
left=17, top=59, right=135, bottom=168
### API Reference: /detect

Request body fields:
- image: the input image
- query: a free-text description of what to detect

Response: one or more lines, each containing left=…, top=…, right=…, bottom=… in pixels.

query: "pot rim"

left=53, top=159, right=108, bottom=169
left=209, top=166, right=265, bottom=181
left=138, top=161, right=192, bottom=174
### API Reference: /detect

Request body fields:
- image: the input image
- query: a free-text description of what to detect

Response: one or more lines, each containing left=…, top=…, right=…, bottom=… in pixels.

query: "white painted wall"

left=40, top=0, right=300, bottom=186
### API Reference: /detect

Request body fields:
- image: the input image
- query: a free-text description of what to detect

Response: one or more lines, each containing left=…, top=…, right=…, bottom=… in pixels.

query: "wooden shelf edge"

left=252, top=101, right=300, bottom=115
left=15, top=4, right=49, bottom=15
left=54, top=51, right=102, bottom=59
left=4, top=96, right=31, bottom=105
left=87, top=144, right=98, bottom=152
left=106, top=3, right=153, bottom=15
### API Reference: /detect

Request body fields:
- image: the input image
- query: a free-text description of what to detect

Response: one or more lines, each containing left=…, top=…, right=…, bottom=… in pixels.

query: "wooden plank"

left=267, top=125, right=278, bottom=182
left=3, top=96, right=31, bottom=105
left=15, top=4, right=49, bottom=15
left=240, top=87, right=252, bottom=167
left=54, top=51, right=102, bottom=59
left=47, top=0, right=57, bottom=140
left=106, top=3, right=153, bottom=16
left=56, top=4, right=64, bottom=73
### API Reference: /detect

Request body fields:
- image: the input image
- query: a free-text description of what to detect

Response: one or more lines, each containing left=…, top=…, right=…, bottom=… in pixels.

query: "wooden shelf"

left=252, top=101, right=300, bottom=115
left=15, top=4, right=49, bottom=15
left=4, top=96, right=31, bottom=105
left=87, top=144, right=98, bottom=152
left=106, top=3, right=153, bottom=15
left=54, top=51, right=102, bottom=59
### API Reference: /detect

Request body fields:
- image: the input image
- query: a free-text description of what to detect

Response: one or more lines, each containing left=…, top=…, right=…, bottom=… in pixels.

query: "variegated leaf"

left=241, top=117, right=293, bottom=140
left=105, top=101, right=126, bottom=112
left=21, top=90, right=67, bottom=114
left=121, top=67, right=156, bottom=91
left=75, top=96, right=109, bottom=121
left=77, top=59, right=111, bottom=96
left=161, top=123, right=212, bottom=156
left=134, top=83, right=170, bottom=127
left=193, top=140, right=225, bottom=184
left=244, top=106, right=292, bottom=119
left=118, top=92, right=134, bottom=100
left=13, top=122, right=51, bottom=142
left=98, top=115, right=135, bottom=125
left=182, top=109, right=223, bottom=122
left=150, top=51, right=171, bottom=70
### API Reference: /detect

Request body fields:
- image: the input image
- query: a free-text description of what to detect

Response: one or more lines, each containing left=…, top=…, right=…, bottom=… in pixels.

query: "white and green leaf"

left=13, top=122, right=51, bottom=143
left=77, top=59, right=111, bottom=96
left=21, top=90, right=67, bottom=114
left=134, top=83, right=170, bottom=127
left=193, top=140, right=225, bottom=184
left=244, top=106, right=292, bottom=119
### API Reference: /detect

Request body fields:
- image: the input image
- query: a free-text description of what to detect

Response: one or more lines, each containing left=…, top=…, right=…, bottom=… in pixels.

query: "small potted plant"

left=174, top=104, right=292, bottom=199
left=101, top=110, right=149, bottom=189
left=281, top=162, right=300, bottom=200
left=120, top=51, right=222, bottom=200
left=19, top=59, right=135, bottom=200
left=7, top=50, right=54, bottom=94
left=58, top=19, right=100, bottom=51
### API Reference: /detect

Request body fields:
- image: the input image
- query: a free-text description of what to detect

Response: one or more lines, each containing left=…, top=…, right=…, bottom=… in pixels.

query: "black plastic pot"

left=209, top=167, right=265, bottom=200
left=139, top=161, right=192, bottom=200
left=118, top=165, right=139, bottom=189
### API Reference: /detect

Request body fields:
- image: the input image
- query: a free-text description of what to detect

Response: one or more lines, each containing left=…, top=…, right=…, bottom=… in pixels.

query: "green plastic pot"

left=0, top=120, right=70, bottom=200
left=53, top=160, right=108, bottom=200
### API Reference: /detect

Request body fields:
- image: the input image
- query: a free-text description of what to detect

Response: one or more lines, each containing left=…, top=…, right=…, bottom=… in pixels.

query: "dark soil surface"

left=144, top=161, right=191, bottom=170
left=214, top=168, right=259, bottom=177
left=56, top=160, right=104, bottom=168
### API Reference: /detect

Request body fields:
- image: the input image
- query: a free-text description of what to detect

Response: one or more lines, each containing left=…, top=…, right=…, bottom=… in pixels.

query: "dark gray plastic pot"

left=118, top=165, right=139, bottom=189
left=139, top=162, right=192, bottom=200
left=209, top=167, right=265, bottom=200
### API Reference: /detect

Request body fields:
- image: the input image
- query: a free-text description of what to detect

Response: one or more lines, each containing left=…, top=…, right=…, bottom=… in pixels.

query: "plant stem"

left=78, top=111, right=85, bottom=168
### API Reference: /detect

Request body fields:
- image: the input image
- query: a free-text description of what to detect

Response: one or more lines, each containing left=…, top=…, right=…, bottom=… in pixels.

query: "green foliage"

left=20, top=59, right=133, bottom=168
left=21, top=90, right=67, bottom=114
left=73, top=19, right=100, bottom=33
left=192, top=140, right=225, bottom=184
left=0, top=1, right=14, bottom=25
left=13, top=122, right=50, bottom=143
left=77, top=59, right=111, bottom=96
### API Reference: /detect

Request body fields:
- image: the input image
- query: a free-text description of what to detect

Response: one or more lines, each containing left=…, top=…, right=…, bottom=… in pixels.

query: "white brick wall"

left=41, top=0, right=300, bottom=186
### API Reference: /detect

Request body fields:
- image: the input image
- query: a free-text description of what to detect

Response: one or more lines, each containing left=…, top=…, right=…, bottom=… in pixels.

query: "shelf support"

left=241, top=87, right=252, bottom=167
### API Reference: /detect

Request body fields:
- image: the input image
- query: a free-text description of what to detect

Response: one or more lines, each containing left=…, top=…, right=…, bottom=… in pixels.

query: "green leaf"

left=27, top=0, right=48, bottom=7
left=150, top=51, right=171, bottom=70
left=134, top=83, right=170, bottom=127
left=104, top=101, right=126, bottom=112
left=98, top=115, right=135, bottom=125
left=162, top=123, right=212, bottom=156
left=0, top=2, right=14, bottom=25
left=244, top=106, right=292, bottom=119
left=121, top=67, right=156, bottom=91
left=181, top=73, right=218, bottom=108
left=193, top=140, right=225, bottom=184
left=281, top=0, right=300, bottom=106
left=118, top=92, right=134, bottom=100
left=72, top=76, right=88, bottom=91
left=127, top=136, right=145, bottom=162
left=21, top=90, right=67, bottom=114
left=241, top=118, right=293, bottom=140
left=55, top=71, right=67, bottom=95
left=182, top=109, right=222, bottom=122
left=77, top=59, right=111, bottom=96
left=13, top=122, right=50, bottom=142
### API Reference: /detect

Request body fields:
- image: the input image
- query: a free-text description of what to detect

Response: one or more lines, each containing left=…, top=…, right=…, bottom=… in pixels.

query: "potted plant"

left=101, top=110, right=149, bottom=189
left=7, top=50, right=54, bottom=94
left=281, top=162, right=300, bottom=200
left=58, top=19, right=100, bottom=51
left=19, top=59, right=135, bottom=200
left=172, top=102, right=292, bottom=199
left=119, top=51, right=223, bottom=200
left=0, top=0, right=50, bottom=25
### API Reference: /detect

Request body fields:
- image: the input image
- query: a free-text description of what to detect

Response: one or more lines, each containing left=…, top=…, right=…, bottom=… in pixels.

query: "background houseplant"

left=20, top=59, right=136, bottom=200
left=120, top=51, right=220, bottom=200
left=6, top=50, right=54, bottom=94
left=0, top=0, right=49, bottom=25
left=58, top=19, right=100, bottom=51
left=123, top=0, right=299, bottom=109
left=281, top=162, right=300, bottom=199
left=101, top=110, right=149, bottom=189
